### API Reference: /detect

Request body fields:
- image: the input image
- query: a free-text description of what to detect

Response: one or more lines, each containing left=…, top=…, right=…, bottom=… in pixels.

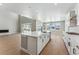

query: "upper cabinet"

left=19, top=15, right=43, bottom=33
left=70, top=10, right=77, bottom=27
left=65, top=9, right=77, bottom=32
left=65, top=4, right=79, bottom=32
left=21, top=23, right=31, bottom=33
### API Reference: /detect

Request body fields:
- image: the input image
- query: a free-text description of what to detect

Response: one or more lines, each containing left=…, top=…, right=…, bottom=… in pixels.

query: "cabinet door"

left=42, top=34, right=47, bottom=48
left=46, top=33, right=50, bottom=43
left=41, top=36, right=45, bottom=49
left=27, top=36, right=37, bottom=54
left=42, top=33, right=49, bottom=48
left=21, top=35, right=27, bottom=49
left=69, top=35, right=79, bottom=55
left=72, top=35, right=79, bottom=54
left=31, top=20, right=36, bottom=31
left=37, top=36, right=43, bottom=54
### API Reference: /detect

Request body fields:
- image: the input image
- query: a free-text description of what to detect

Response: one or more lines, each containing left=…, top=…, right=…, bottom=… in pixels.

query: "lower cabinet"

left=21, top=35, right=27, bottom=49
left=69, top=35, right=79, bottom=55
left=37, top=33, right=50, bottom=54
left=37, top=36, right=42, bottom=54
left=63, top=33, right=79, bottom=55
left=27, top=36, right=37, bottom=54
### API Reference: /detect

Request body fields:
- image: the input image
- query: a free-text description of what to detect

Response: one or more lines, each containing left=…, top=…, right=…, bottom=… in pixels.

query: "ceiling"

left=1, top=3, right=77, bottom=22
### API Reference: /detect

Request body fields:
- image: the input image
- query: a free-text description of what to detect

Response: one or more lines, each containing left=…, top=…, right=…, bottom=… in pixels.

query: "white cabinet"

left=21, top=23, right=31, bottom=33
left=37, top=32, right=50, bottom=54
left=69, top=35, right=79, bottom=55
left=42, top=33, right=50, bottom=48
left=63, top=32, right=79, bottom=55
left=27, top=36, right=37, bottom=54
left=37, top=36, right=42, bottom=54
left=63, top=33, right=71, bottom=54
left=40, top=33, right=49, bottom=51
left=21, top=35, right=27, bottom=49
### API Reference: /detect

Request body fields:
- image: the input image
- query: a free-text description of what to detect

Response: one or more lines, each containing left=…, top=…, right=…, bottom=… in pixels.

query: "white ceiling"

left=1, top=3, right=77, bottom=22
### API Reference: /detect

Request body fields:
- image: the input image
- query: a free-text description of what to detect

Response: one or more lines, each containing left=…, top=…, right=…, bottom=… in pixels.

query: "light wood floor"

left=21, top=31, right=68, bottom=55
left=40, top=31, right=68, bottom=55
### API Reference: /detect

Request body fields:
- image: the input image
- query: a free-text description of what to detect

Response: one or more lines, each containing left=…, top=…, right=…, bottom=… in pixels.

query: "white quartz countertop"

left=21, top=32, right=42, bottom=37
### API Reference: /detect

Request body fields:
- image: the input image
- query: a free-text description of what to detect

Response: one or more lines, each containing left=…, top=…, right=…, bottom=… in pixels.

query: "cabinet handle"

left=73, top=48, right=76, bottom=54
left=68, top=42, right=70, bottom=46
left=42, top=39, right=44, bottom=42
left=76, top=45, right=79, bottom=49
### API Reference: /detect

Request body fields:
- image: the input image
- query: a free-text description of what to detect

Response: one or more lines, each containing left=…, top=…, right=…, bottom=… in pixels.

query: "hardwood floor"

left=21, top=31, right=68, bottom=55
left=40, top=31, right=68, bottom=55
left=0, top=34, right=21, bottom=55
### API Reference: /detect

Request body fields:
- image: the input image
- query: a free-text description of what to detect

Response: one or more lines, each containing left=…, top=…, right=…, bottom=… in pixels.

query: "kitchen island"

left=21, top=31, right=51, bottom=55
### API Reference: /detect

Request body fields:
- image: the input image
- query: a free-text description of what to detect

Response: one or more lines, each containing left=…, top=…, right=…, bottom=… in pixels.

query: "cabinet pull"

left=68, top=42, right=70, bottom=46
left=42, top=39, right=44, bottom=42
left=73, top=48, right=76, bottom=54
left=76, top=45, right=79, bottom=49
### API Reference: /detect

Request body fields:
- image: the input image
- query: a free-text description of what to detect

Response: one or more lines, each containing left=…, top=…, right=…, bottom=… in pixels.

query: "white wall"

left=74, top=4, right=79, bottom=25
left=0, top=7, right=18, bottom=33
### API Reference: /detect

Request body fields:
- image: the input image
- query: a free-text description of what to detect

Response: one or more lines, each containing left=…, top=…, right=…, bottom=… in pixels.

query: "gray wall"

left=19, top=15, right=36, bottom=32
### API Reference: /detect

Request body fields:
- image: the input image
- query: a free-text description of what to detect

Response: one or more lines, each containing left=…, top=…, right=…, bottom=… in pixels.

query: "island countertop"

left=21, top=31, right=42, bottom=37
left=21, top=31, right=50, bottom=37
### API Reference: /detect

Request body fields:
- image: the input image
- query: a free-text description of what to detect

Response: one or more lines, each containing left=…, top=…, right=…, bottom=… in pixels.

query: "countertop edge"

left=66, top=32, right=79, bottom=35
